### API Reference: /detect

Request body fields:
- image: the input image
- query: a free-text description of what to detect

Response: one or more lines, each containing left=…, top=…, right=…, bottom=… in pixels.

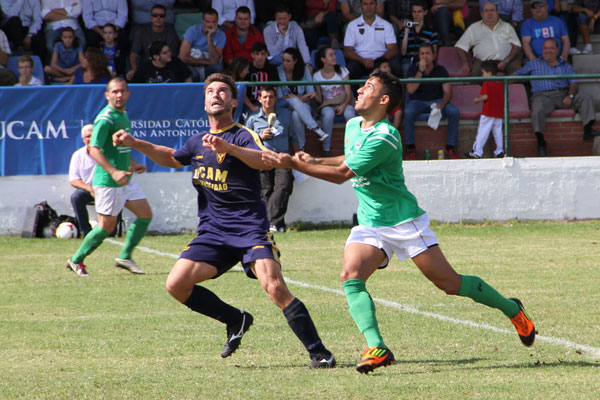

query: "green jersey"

left=344, top=116, right=424, bottom=227
left=90, top=105, right=132, bottom=187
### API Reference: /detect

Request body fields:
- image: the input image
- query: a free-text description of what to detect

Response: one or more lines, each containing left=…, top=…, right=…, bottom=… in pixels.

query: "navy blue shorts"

left=179, top=232, right=281, bottom=279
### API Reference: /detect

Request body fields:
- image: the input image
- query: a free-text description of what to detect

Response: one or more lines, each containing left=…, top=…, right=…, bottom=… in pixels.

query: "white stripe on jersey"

left=366, top=136, right=398, bottom=150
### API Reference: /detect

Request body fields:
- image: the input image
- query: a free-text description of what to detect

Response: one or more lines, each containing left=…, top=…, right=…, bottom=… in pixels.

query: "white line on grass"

left=107, top=239, right=600, bottom=358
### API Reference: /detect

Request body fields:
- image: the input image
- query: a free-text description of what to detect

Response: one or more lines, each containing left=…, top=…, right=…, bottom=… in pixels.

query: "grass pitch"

left=1, top=221, right=600, bottom=399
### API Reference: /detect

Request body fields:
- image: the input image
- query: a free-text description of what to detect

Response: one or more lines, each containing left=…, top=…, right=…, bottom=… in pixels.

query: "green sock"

left=71, top=226, right=110, bottom=264
left=458, top=274, right=519, bottom=318
left=343, top=279, right=386, bottom=348
left=118, top=218, right=151, bottom=260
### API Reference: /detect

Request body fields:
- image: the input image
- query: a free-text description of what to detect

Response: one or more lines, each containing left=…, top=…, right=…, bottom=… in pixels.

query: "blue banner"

left=0, top=83, right=246, bottom=176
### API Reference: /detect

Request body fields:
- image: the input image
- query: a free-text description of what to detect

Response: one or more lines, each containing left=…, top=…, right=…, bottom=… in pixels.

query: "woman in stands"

left=224, top=56, right=250, bottom=81
left=312, top=46, right=356, bottom=156
left=277, top=47, right=329, bottom=151
left=69, top=47, right=111, bottom=85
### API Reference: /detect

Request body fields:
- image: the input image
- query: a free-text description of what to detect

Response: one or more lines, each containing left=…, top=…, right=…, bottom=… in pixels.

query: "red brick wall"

left=303, top=120, right=596, bottom=159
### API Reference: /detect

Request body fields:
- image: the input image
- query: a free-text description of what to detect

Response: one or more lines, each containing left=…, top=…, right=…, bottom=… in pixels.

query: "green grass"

left=1, top=221, right=600, bottom=399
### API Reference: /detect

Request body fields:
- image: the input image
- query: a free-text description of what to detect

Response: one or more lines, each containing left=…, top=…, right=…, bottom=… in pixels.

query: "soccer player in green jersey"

left=66, top=77, right=153, bottom=277
left=262, top=71, right=536, bottom=374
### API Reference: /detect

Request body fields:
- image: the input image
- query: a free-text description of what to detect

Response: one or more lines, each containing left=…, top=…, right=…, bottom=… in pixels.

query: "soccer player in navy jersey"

left=113, top=73, right=335, bottom=368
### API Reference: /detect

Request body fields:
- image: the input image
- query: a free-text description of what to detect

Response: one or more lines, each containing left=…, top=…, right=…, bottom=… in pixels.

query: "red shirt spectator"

left=305, top=0, right=337, bottom=18
left=223, top=6, right=264, bottom=65
left=481, top=81, right=504, bottom=118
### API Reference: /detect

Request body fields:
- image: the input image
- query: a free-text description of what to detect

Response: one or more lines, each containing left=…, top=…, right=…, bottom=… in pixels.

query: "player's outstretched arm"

left=262, top=150, right=354, bottom=184
left=113, top=130, right=183, bottom=169
left=202, top=133, right=273, bottom=170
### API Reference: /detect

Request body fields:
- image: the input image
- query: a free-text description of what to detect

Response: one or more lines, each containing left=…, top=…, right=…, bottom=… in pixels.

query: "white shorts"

left=93, top=181, right=146, bottom=216
left=345, top=213, right=438, bottom=268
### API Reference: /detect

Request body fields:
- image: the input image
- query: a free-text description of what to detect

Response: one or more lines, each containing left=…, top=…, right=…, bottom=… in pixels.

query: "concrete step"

left=571, top=53, right=600, bottom=73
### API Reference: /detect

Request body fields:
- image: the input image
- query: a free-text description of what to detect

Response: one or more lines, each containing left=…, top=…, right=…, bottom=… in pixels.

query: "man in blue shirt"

left=521, top=1, right=570, bottom=61
left=514, top=38, right=598, bottom=156
left=246, top=86, right=298, bottom=232
left=178, top=8, right=226, bottom=81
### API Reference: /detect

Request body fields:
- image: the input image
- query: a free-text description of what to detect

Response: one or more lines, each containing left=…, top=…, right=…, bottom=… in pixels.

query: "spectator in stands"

left=302, top=0, right=342, bottom=50
left=312, top=46, right=356, bottom=156
left=179, top=8, right=226, bottom=81
left=213, top=0, right=256, bottom=31
left=82, top=0, right=129, bottom=49
left=14, top=55, right=43, bottom=86
left=42, top=0, right=87, bottom=56
left=374, top=57, right=403, bottom=130
left=0, top=0, right=44, bottom=57
left=554, top=1, right=581, bottom=55
left=44, top=27, right=84, bottom=83
left=480, top=0, right=523, bottom=32
left=404, top=43, right=460, bottom=159
left=430, top=0, right=467, bottom=46
left=245, top=86, right=298, bottom=232
left=466, top=61, right=505, bottom=159
left=277, top=47, right=329, bottom=150
left=245, top=41, right=279, bottom=113
left=571, top=0, right=600, bottom=54
left=340, top=0, right=385, bottom=22
left=100, top=24, right=126, bottom=77
left=69, top=124, right=97, bottom=237
left=70, top=46, right=111, bottom=84
left=224, top=56, right=250, bottom=81
left=254, top=0, right=305, bottom=28
left=130, top=0, right=175, bottom=27
left=521, top=1, right=570, bottom=61
left=127, top=4, right=180, bottom=81
left=0, top=28, right=18, bottom=86
left=343, top=0, right=401, bottom=79
left=387, top=0, right=414, bottom=35
left=223, top=6, right=264, bottom=65
left=263, top=5, right=311, bottom=69
left=399, top=0, right=440, bottom=78
left=455, top=2, right=522, bottom=75
left=514, top=38, right=598, bottom=156
left=133, top=40, right=192, bottom=83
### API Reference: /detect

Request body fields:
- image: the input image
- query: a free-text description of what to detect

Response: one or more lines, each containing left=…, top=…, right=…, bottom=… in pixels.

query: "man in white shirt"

left=343, top=0, right=401, bottom=78
left=0, top=28, right=18, bottom=86
left=263, top=4, right=311, bottom=68
left=455, top=2, right=522, bottom=76
left=41, top=0, right=87, bottom=55
left=0, top=0, right=44, bottom=55
left=68, top=125, right=97, bottom=237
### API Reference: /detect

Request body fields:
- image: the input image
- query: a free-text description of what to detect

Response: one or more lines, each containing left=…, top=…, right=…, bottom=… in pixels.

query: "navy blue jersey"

left=173, top=122, right=270, bottom=247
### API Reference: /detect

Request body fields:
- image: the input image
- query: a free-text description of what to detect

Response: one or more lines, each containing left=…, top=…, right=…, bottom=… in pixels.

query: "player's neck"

left=209, top=115, right=235, bottom=131
left=360, top=110, right=387, bottom=129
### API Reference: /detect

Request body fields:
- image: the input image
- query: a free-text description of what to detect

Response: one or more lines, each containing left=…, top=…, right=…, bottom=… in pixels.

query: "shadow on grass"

left=464, top=359, right=600, bottom=370
left=233, top=357, right=486, bottom=370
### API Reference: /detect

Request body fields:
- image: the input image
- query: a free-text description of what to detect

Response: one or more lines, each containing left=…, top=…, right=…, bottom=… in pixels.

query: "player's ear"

left=379, top=94, right=390, bottom=107
left=232, top=98, right=238, bottom=109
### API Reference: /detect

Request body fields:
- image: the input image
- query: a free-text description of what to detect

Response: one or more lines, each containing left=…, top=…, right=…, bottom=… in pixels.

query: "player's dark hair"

left=150, top=40, right=169, bottom=58
left=205, top=73, right=238, bottom=99
left=315, top=46, right=342, bottom=75
left=251, top=41, right=268, bottom=54
left=106, top=76, right=128, bottom=92
left=369, top=70, right=403, bottom=114
left=283, top=47, right=305, bottom=81
left=481, top=60, right=499, bottom=75
left=236, top=6, right=251, bottom=16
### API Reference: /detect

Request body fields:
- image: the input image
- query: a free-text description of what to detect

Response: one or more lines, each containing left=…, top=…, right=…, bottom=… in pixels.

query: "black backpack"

left=22, top=201, right=79, bottom=238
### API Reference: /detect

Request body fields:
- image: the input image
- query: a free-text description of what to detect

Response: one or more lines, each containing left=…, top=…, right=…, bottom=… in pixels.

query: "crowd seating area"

left=3, top=0, right=600, bottom=159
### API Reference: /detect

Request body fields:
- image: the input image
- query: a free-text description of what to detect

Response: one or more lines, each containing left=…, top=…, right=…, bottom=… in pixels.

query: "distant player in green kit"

left=67, top=77, right=152, bottom=277
left=262, top=71, right=536, bottom=374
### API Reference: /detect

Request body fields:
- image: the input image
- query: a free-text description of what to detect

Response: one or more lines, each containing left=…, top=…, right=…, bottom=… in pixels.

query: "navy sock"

left=283, top=298, right=330, bottom=357
left=183, top=285, right=241, bottom=326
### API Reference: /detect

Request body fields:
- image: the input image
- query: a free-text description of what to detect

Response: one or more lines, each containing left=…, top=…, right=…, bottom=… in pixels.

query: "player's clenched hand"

left=111, top=170, right=132, bottom=186
left=262, top=150, right=293, bottom=169
left=294, top=151, right=315, bottom=164
left=113, top=129, right=134, bottom=147
left=202, top=133, right=231, bottom=153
